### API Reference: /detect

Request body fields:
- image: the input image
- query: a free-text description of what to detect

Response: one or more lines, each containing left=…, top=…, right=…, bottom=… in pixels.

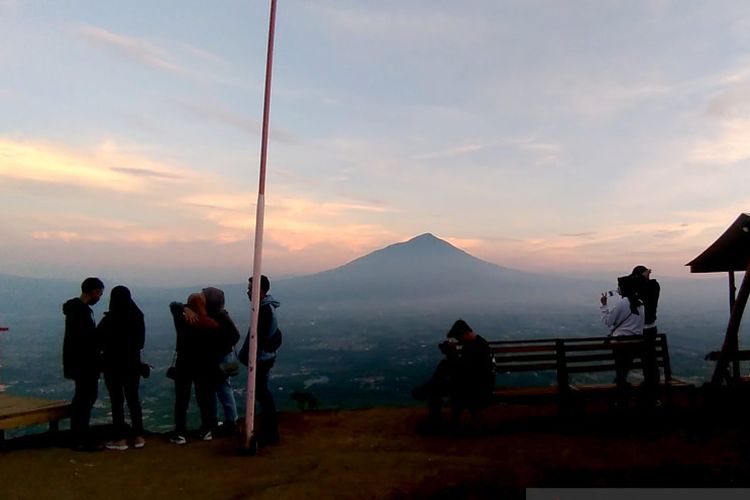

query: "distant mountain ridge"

left=0, top=233, right=730, bottom=318
left=270, top=233, right=597, bottom=313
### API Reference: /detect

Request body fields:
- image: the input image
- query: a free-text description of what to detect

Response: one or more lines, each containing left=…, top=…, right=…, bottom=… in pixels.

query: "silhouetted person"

left=98, top=285, right=146, bottom=450
left=631, top=265, right=661, bottom=405
left=203, top=286, right=241, bottom=433
left=63, top=277, right=105, bottom=451
left=601, top=275, right=644, bottom=410
left=412, top=319, right=494, bottom=432
left=239, top=274, right=282, bottom=445
left=168, top=292, right=220, bottom=445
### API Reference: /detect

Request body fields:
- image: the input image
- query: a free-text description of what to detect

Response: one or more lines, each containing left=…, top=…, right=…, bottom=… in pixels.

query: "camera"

left=438, top=340, right=457, bottom=355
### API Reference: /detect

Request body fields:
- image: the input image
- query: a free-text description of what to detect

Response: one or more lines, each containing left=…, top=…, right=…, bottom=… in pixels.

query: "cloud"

left=560, top=232, right=597, bottom=239
left=690, top=118, right=750, bottom=165
left=0, top=136, right=407, bottom=277
left=0, top=139, right=141, bottom=192
left=0, top=139, right=192, bottom=193
left=75, top=25, right=185, bottom=74
left=304, top=2, right=489, bottom=45
left=411, top=142, right=485, bottom=161
left=70, top=24, right=241, bottom=86
left=110, top=166, right=184, bottom=180
left=170, top=98, right=298, bottom=143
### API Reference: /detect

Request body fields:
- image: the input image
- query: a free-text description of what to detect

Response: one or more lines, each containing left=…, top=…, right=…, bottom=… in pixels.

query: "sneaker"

left=169, top=433, right=187, bottom=445
left=105, top=439, right=129, bottom=451
left=199, top=429, right=213, bottom=441
left=133, top=436, right=146, bottom=449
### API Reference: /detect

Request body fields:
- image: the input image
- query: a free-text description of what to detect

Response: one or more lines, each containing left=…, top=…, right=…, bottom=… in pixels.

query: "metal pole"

left=243, top=0, right=278, bottom=452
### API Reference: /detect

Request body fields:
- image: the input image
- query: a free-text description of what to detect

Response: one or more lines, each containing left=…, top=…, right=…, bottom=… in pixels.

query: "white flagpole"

left=244, top=0, right=278, bottom=453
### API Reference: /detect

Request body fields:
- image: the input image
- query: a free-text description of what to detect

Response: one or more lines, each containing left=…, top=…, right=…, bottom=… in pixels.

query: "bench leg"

left=49, top=419, right=60, bottom=434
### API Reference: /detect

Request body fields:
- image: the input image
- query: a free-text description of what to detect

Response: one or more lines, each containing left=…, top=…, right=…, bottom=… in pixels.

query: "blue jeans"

left=216, top=375, right=238, bottom=424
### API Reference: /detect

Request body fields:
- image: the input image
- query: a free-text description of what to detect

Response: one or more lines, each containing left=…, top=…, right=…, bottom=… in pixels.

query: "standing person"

left=600, top=275, right=645, bottom=409
left=98, top=285, right=146, bottom=451
left=412, top=319, right=494, bottom=433
left=631, top=265, right=661, bottom=404
left=239, top=275, right=282, bottom=445
left=203, top=286, right=241, bottom=434
left=168, top=293, right=219, bottom=445
left=62, top=277, right=105, bottom=452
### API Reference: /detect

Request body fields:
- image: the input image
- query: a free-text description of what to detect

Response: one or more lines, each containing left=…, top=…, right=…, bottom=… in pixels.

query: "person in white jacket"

left=600, top=275, right=644, bottom=408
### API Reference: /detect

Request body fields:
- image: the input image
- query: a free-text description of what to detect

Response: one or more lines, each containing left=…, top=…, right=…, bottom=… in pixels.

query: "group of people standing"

left=61, top=274, right=282, bottom=452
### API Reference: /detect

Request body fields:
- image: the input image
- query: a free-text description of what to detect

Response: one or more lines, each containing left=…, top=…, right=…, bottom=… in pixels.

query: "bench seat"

left=488, top=333, right=693, bottom=409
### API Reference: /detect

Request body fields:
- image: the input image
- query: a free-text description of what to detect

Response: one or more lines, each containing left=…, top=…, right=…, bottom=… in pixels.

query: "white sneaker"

left=200, top=430, right=213, bottom=441
left=169, top=434, right=187, bottom=445
left=105, top=439, right=129, bottom=451
left=133, top=436, right=146, bottom=449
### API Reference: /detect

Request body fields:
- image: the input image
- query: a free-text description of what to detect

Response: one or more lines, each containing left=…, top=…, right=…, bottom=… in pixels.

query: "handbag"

left=219, top=350, right=240, bottom=377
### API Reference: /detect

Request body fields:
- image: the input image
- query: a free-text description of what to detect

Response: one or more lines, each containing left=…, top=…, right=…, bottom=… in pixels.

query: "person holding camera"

left=412, top=319, right=494, bottom=432
left=600, top=275, right=645, bottom=410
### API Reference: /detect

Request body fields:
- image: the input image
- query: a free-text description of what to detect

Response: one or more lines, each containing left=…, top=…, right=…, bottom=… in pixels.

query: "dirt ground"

left=2, top=399, right=750, bottom=499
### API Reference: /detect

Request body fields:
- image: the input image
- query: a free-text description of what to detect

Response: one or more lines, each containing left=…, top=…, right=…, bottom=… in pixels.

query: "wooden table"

left=0, top=393, right=71, bottom=440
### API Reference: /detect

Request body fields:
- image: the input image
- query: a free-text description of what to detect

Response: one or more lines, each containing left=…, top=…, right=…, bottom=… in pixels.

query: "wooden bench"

left=489, top=333, right=693, bottom=408
left=705, top=349, right=750, bottom=386
left=0, top=394, right=71, bottom=441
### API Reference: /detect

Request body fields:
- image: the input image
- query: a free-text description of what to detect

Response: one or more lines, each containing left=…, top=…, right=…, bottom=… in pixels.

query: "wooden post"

left=555, top=339, right=571, bottom=412
left=711, top=261, right=750, bottom=385
left=729, top=271, right=737, bottom=312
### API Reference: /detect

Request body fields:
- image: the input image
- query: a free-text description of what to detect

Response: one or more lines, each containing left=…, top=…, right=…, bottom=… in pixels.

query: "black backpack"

left=265, top=328, right=282, bottom=352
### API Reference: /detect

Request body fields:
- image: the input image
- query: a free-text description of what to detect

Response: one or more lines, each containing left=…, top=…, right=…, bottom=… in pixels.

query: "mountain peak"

left=409, top=233, right=440, bottom=242
left=402, top=233, right=454, bottom=250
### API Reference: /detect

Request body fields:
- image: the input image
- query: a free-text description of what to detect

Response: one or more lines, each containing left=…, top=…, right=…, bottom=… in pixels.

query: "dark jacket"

left=169, top=302, right=219, bottom=373
left=62, top=298, right=101, bottom=380
left=451, top=334, right=494, bottom=408
left=203, top=287, right=240, bottom=357
left=98, top=308, right=145, bottom=375
left=239, top=294, right=280, bottom=365
left=642, top=279, right=660, bottom=326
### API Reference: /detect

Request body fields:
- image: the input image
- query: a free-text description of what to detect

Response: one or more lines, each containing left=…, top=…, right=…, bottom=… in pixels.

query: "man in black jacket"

left=631, top=265, right=662, bottom=406
left=412, top=319, right=494, bottom=432
left=62, top=277, right=104, bottom=451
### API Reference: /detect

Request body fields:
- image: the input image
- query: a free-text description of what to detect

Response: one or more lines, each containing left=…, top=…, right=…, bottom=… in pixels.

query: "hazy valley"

left=0, top=234, right=742, bottom=435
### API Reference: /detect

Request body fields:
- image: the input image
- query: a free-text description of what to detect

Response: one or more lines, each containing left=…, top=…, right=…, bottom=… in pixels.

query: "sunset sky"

left=2, top=1, right=750, bottom=286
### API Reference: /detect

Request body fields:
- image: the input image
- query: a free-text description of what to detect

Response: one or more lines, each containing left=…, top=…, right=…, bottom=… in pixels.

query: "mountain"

left=0, top=235, right=737, bottom=424
left=270, top=233, right=600, bottom=314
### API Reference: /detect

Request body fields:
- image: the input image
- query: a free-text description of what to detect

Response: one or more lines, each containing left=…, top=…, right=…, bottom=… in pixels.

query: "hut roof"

left=687, top=213, right=750, bottom=273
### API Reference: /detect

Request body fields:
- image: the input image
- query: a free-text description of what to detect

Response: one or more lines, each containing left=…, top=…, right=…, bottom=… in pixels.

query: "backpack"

left=265, top=328, right=283, bottom=352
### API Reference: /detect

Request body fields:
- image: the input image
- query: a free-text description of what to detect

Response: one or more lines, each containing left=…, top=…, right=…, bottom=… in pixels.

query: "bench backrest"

left=489, top=333, right=673, bottom=385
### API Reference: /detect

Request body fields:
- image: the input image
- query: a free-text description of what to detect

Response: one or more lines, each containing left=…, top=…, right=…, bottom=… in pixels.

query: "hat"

left=447, top=319, right=472, bottom=339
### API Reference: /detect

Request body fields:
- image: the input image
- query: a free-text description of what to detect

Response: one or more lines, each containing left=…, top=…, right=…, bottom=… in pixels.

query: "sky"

left=2, top=1, right=750, bottom=286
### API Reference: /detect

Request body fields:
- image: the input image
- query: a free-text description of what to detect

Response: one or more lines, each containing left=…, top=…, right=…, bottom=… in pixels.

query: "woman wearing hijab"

left=98, top=285, right=146, bottom=450
left=202, top=287, right=240, bottom=434
left=600, top=275, right=644, bottom=410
